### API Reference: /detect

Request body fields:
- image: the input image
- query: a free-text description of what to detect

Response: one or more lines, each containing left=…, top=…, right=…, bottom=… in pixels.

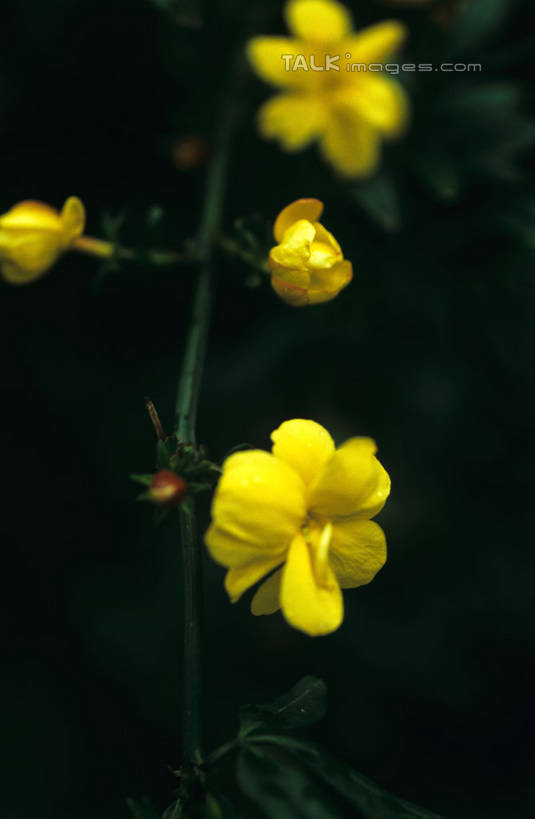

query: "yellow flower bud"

left=268, top=198, right=353, bottom=306
left=0, top=196, right=85, bottom=284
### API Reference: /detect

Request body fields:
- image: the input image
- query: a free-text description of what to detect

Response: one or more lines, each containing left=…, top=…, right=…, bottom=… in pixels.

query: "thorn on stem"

left=144, top=396, right=167, bottom=441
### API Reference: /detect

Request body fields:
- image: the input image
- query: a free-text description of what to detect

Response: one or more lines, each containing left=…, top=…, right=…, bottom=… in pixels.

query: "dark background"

left=1, top=0, right=534, bottom=817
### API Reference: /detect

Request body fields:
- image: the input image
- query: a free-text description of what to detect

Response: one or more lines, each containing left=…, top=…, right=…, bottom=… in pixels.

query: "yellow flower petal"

left=280, top=532, right=343, bottom=636
left=60, top=196, right=86, bottom=242
left=320, top=111, right=380, bottom=177
left=0, top=235, right=63, bottom=283
left=308, top=437, right=390, bottom=519
left=329, top=518, right=386, bottom=587
left=309, top=222, right=342, bottom=269
left=251, top=567, right=283, bottom=615
left=258, top=92, right=327, bottom=152
left=274, top=198, right=324, bottom=243
left=246, top=37, right=303, bottom=89
left=308, top=258, right=353, bottom=304
left=270, top=274, right=310, bottom=306
left=205, top=450, right=306, bottom=567
left=336, top=75, right=409, bottom=137
left=225, top=556, right=284, bottom=603
left=271, top=419, right=335, bottom=486
left=269, top=218, right=315, bottom=270
left=342, top=20, right=407, bottom=65
left=286, top=0, right=352, bottom=44
left=0, top=200, right=61, bottom=233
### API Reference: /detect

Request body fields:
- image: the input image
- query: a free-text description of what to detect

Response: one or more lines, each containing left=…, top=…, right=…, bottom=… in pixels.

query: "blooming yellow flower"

left=205, top=419, right=390, bottom=636
left=269, top=198, right=353, bottom=306
left=247, top=0, right=408, bottom=177
left=0, top=197, right=85, bottom=284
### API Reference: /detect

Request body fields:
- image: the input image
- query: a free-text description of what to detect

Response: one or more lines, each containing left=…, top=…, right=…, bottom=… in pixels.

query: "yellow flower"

left=0, top=197, right=85, bottom=284
left=247, top=0, right=409, bottom=177
left=268, top=198, right=352, bottom=306
left=205, top=419, right=390, bottom=636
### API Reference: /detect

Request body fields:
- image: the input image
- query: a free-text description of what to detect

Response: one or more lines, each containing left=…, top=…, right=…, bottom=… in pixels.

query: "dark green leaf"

left=247, top=736, right=444, bottom=819
left=417, top=154, right=462, bottom=202
left=131, top=473, right=153, bottom=486
left=352, top=174, right=401, bottom=233
left=237, top=745, right=346, bottom=819
left=204, top=792, right=243, bottom=819
left=126, top=796, right=161, bottom=819
left=162, top=800, right=183, bottom=819
left=186, top=481, right=213, bottom=494
left=239, top=676, right=327, bottom=737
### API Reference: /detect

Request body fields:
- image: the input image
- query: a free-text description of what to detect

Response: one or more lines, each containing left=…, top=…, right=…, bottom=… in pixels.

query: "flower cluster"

left=205, top=419, right=390, bottom=636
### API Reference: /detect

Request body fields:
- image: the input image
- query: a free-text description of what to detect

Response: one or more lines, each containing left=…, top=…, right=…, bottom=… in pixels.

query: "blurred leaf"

left=443, top=84, right=522, bottom=119
left=352, top=174, right=401, bottom=232
left=504, top=197, right=535, bottom=251
left=127, top=796, right=161, bottom=819
left=162, top=799, right=183, bottom=819
left=417, top=154, right=462, bottom=201
left=146, top=204, right=165, bottom=228
left=247, top=736, right=444, bottom=819
left=186, top=481, right=213, bottom=493
left=131, top=473, right=153, bottom=486
left=150, top=0, right=202, bottom=27
left=239, top=676, right=327, bottom=737
left=452, top=0, right=511, bottom=51
left=101, top=207, right=127, bottom=244
left=237, top=745, right=346, bottom=819
left=204, top=792, right=243, bottom=819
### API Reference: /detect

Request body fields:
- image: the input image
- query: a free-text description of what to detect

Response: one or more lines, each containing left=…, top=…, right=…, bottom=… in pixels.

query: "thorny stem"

left=173, top=66, right=241, bottom=768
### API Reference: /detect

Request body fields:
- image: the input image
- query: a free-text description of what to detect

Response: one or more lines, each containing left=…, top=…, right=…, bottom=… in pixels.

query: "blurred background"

left=1, top=0, right=534, bottom=817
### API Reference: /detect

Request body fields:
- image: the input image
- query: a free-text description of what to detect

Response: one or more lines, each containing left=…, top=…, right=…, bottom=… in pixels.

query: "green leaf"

left=126, top=796, right=161, bottom=819
left=239, top=676, right=327, bottom=738
left=417, top=154, right=462, bottom=202
left=130, top=473, right=153, bottom=486
left=237, top=745, right=346, bottom=819
left=186, top=481, right=213, bottom=494
left=352, top=174, right=401, bottom=233
left=247, top=736, right=444, bottom=819
left=204, top=793, right=243, bottom=819
left=162, top=800, right=183, bottom=819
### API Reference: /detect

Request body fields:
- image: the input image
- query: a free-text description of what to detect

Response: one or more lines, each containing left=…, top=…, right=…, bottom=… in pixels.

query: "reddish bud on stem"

left=149, top=470, right=188, bottom=507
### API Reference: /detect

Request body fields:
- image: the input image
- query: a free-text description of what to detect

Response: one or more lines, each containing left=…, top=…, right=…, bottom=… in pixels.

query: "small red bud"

left=149, top=470, right=188, bottom=507
left=171, top=134, right=209, bottom=170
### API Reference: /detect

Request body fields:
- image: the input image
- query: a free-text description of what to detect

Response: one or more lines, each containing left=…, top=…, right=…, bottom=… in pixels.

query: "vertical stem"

left=174, top=71, right=241, bottom=767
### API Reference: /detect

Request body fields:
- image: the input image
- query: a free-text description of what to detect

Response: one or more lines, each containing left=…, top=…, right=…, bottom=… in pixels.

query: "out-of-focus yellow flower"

left=247, top=0, right=408, bottom=177
left=268, top=198, right=352, bottom=306
left=205, top=419, right=390, bottom=636
left=0, top=197, right=86, bottom=284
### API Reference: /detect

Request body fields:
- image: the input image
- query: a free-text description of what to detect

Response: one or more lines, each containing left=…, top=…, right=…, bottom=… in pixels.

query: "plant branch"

left=173, top=63, right=242, bottom=768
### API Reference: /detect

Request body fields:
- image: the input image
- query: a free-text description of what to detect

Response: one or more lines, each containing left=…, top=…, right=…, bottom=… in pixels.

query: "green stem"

left=174, top=73, right=240, bottom=768
left=72, top=234, right=192, bottom=266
